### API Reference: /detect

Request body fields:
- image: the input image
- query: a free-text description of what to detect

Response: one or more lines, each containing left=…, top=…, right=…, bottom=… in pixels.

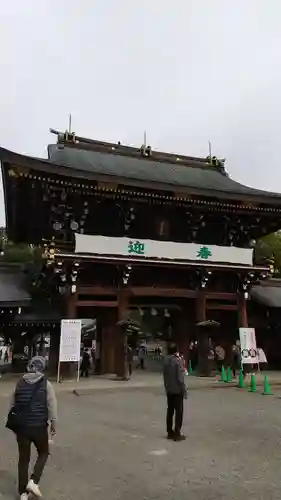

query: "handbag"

left=6, top=378, right=44, bottom=434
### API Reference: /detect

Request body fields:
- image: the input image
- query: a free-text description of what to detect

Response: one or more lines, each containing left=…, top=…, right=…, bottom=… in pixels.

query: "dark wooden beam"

left=76, top=286, right=239, bottom=300
left=205, top=292, right=237, bottom=301
left=130, top=287, right=197, bottom=298
left=57, top=252, right=269, bottom=273
left=206, top=303, right=238, bottom=311
left=76, top=300, right=118, bottom=307
left=77, top=286, right=117, bottom=296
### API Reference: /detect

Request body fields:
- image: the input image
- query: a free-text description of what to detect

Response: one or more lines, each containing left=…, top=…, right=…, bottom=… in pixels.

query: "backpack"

left=6, top=378, right=45, bottom=434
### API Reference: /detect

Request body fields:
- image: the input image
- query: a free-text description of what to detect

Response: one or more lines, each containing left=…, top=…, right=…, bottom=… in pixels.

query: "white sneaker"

left=20, top=494, right=28, bottom=500
left=27, top=479, right=42, bottom=498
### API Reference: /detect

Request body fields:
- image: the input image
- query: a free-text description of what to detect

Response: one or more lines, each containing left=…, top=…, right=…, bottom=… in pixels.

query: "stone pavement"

left=1, top=382, right=281, bottom=499
left=1, top=369, right=281, bottom=397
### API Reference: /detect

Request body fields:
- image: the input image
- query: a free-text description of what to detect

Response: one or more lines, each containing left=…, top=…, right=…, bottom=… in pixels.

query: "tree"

left=0, top=237, right=39, bottom=264
left=254, top=232, right=281, bottom=275
left=0, top=235, right=45, bottom=294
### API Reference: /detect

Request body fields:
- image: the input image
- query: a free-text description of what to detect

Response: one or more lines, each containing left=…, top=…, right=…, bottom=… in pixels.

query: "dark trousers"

left=166, top=394, right=184, bottom=436
left=128, top=363, right=132, bottom=377
left=137, top=359, right=145, bottom=369
left=217, top=360, right=224, bottom=372
left=17, top=427, right=49, bottom=494
left=80, top=367, right=89, bottom=377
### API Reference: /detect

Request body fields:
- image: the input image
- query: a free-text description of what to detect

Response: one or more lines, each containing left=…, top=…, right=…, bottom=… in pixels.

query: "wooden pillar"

left=115, top=290, right=129, bottom=378
left=176, top=307, right=190, bottom=363
left=48, top=327, right=60, bottom=376
left=66, top=292, right=77, bottom=319
left=237, top=293, right=248, bottom=327
left=196, top=292, right=211, bottom=376
left=196, top=293, right=206, bottom=323
left=100, top=309, right=117, bottom=374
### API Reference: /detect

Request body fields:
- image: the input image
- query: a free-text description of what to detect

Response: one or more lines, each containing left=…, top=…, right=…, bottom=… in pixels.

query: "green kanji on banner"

left=128, top=240, right=145, bottom=255
left=196, top=246, right=212, bottom=260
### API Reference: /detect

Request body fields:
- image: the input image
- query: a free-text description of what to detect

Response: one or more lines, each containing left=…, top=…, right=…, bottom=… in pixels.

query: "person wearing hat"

left=7, top=356, right=57, bottom=499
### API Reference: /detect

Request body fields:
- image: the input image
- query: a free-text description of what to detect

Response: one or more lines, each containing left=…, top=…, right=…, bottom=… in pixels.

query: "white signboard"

left=75, top=234, right=253, bottom=266
left=59, top=319, right=82, bottom=362
left=239, top=327, right=258, bottom=364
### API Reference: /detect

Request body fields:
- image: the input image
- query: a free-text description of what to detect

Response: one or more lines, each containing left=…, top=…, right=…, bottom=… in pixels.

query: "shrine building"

left=1, top=129, right=281, bottom=376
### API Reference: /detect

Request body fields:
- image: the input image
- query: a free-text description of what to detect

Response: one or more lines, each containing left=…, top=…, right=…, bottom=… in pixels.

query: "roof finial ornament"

left=64, top=114, right=76, bottom=144
left=206, top=140, right=224, bottom=167
left=140, top=130, right=152, bottom=157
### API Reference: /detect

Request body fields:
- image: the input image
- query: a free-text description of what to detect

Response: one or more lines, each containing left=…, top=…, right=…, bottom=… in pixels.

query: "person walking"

left=163, top=344, right=187, bottom=442
left=80, top=349, right=90, bottom=378
left=6, top=356, right=57, bottom=499
left=127, top=345, right=133, bottom=377
left=136, top=344, right=146, bottom=370
left=4, top=348, right=9, bottom=363
left=230, top=344, right=240, bottom=378
left=215, top=344, right=225, bottom=373
left=90, top=346, right=96, bottom=371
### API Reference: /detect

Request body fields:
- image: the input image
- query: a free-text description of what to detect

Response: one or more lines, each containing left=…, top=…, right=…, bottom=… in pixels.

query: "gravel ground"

left=0, top=385, right=281, bottom=500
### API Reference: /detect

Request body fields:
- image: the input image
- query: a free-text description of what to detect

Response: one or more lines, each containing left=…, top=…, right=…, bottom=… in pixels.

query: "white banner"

left=75, top=234, right=253, bottom=266
left=239, top=327, right=258, bottom=364
left=59, top=319, right=81, bottom=362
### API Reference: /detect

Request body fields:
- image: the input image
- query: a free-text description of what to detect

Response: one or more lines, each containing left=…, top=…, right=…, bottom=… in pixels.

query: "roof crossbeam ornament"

left=140, top=130, right=152, bottom=157
left=140, top=144, right=152, bottom=157
left=206, top=155, right=225, bottom=167
left=207, top=140, right=225, bottom=167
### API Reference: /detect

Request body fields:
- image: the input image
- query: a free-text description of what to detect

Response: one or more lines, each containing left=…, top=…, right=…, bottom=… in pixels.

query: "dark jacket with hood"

left=163, top=354, right=186, bottom=396
left=11, top=372, right=57, bottom=429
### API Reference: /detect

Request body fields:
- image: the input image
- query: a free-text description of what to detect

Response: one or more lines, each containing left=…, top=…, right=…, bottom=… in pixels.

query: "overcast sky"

left=0, top=0, right=281, bottom=227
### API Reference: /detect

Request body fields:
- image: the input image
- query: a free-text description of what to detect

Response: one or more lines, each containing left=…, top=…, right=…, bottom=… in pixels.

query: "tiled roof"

left=251, top=280, right=281, bottom=308
left=1, top=143, right=281, bottom=202
left=0, top=267, right=31, bottom=307
left=48, top=144, right=281, bottom=200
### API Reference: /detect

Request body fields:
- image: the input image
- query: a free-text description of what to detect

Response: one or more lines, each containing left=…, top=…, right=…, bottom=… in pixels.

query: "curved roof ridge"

left=47, top=142, right=226, bottom=174
left=47, top=143, right=281, bottom=200
left=1, top=144, right=281, bottom=203
left=50, top=127, right=216, bottom=167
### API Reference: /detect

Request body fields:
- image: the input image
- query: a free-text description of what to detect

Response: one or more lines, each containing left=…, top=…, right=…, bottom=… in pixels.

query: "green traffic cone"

left=238, top=369, right=245, bottom=388
left=262, top=375, right=273, bottom=395
left=188, top=360, right=193, bottom=375
left=220, top=365, right=226, bottom=382
left=226, top=366, right=232, bottom=383
left=249, top=373, right=257, bottom=393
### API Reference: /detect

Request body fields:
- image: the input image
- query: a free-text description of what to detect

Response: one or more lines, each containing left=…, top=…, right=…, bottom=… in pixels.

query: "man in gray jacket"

left=163, top=344, right=187, bottom=441
left=9, top=356, right=57, bottom=500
